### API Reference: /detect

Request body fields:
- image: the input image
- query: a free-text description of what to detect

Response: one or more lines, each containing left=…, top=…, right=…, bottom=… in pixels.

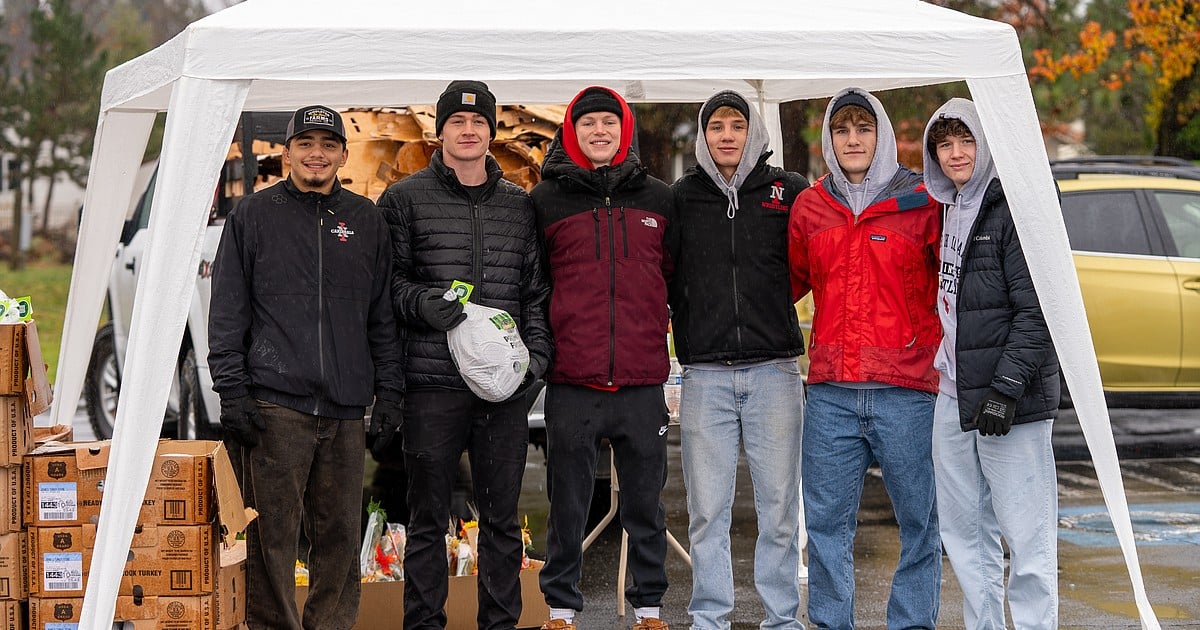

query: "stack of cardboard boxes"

left=0, top=321, right=54, bottom=629
left=24, top=439, right=253, bottom=629
left=2, top=319, right=255, bottom=629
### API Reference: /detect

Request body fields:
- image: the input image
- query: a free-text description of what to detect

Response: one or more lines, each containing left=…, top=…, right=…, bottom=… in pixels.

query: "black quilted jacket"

left=953, top=178, right=1060, bottom=430
left=377, top=150, right=552, bottom=391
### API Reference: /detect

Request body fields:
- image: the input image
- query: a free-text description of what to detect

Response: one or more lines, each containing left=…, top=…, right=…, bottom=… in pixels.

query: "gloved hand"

left=974, top=388, right=1016, bottom=436
left=507, top=354, right=548, bottom=404
left=220, top=395, right=265, bottom=447
left=368, top=397, right=405, bottom=459
left=418, top=288, right=467, bottom=331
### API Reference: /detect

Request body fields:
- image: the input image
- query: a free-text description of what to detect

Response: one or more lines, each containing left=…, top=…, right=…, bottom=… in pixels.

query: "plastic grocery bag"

left=444, top=283, right=529, bottom=402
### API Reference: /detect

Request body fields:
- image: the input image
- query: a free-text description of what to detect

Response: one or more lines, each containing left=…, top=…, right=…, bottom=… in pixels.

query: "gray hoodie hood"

left=921, top=97, right=997, bottom=208
left=923, top=98, right=999, bottom=393
left=695, top=90, right=770, bottom=219
left=821, top=87, right=899, bottom=215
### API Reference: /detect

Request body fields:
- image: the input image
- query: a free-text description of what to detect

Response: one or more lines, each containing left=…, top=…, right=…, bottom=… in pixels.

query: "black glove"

left=368, top=398, right=405, bottom=459
left=220, top=395, right=265, bottom=447
left=507, top=354, right=548, bottom=404
left=974, top=388, right=1016, bottom=436
left=418, top=288, right=467, bottom=331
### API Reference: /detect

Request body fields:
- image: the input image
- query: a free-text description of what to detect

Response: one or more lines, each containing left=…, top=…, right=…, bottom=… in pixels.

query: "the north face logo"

left=642, top=217, right=658, bottom=228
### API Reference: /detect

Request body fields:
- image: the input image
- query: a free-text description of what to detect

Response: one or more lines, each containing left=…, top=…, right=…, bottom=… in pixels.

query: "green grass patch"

left=4, top=262, right=74, bottom=383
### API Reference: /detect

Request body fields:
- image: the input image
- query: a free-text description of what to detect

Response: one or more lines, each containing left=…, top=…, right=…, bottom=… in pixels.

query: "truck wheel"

left=175, top=345, right=213, bottom=440
left=84, top=323, right=119, bottom=439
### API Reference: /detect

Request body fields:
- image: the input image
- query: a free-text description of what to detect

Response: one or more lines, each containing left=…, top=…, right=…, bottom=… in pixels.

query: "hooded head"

left=820, top=88, right=899, bottom=215
left=921, top=98, right=996, bottom=206
left=694, top=90, right=769, bottom=191
left=562, top=86, right=635, bottom=170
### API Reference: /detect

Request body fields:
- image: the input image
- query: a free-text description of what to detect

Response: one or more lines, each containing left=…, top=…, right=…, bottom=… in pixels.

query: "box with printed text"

left=22, top=440, right=254, bottom=536
left=28, top=540, right=246, bottom=629
left=27, top=523, right=218, bottom=598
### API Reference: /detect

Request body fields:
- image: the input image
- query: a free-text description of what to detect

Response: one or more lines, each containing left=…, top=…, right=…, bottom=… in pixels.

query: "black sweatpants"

left=402, top=389, right=529, bottom=630
left=539, top=384, right=670, bottom=611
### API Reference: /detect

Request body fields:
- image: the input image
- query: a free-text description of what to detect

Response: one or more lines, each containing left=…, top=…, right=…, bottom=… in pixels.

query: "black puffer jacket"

left=954, top=178, right=1060, bottom=430
left=377, top=150, right=552, bottom=391
left=670, top=155, right=808, bottom=364
left=208, top=178, right=404, bottom=420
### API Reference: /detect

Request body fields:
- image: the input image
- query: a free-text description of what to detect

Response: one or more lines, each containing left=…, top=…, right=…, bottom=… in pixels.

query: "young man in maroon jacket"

left=531, top=86, right=678, bottom=630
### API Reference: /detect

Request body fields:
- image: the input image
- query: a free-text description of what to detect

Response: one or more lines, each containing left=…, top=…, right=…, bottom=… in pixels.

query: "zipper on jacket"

left=730, top=211, right=742, bottom=352
left=592, top=209, right=601, bottom=259
left=619, top=207, right=628, bottom=258
left=471, top=201, right=483, bottom=288
left=606, top=196, right=616, bottom=386
left=316, top=201, right=326, bottom=415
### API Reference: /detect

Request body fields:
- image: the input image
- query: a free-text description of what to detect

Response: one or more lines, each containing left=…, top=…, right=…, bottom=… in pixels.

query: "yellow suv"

left=1054, top=157, right=1200, bottom=402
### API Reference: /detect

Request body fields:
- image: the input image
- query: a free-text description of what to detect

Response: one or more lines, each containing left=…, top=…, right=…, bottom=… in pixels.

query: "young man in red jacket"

left=788, top=88, right=943, bottom=630
left=532, top=86, right=678, bottom=630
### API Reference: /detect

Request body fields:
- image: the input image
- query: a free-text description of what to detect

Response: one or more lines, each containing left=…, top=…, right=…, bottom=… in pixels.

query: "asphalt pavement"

left=519, top=406, right=1200, bottom=629
left=64, top=403, right=1200, bottom=628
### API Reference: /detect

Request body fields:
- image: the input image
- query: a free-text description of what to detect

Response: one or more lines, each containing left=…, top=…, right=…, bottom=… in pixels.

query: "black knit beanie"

left=571, top=87, right=624, bottom=124
left=700, top=92, right=751, bottom=129
left=830, top=91, right=876, bottom=120
left=435, top=80, right=497, bottom=138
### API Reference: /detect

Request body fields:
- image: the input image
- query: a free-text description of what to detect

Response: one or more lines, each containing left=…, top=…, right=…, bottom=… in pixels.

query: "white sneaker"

left=798, top=562, right=809, bottom=584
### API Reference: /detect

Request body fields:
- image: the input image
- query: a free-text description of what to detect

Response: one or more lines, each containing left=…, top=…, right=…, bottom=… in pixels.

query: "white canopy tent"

left=52, top=0, right=1160, bottom=626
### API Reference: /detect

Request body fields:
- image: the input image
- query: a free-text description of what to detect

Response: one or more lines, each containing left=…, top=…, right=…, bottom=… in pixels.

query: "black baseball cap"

left=285, top=105, right=347, bottom=144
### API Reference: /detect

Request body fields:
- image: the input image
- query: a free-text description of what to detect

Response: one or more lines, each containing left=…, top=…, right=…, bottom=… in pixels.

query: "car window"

left=1152, top=191, right=1200, bottom=259
left=135, top=173, right=157, bottom=231
left=1060, top=191, right=1154, bottom=255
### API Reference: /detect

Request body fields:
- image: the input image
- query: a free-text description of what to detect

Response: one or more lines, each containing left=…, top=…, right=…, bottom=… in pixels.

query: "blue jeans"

left=933, top=393, right=1058, bottom=630
left=803, top=383, right=941, bottom=630
left=680, top=361, right=805, bottom=630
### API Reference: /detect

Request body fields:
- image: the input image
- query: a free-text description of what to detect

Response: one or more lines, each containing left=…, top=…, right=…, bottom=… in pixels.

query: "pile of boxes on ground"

left=2, top=320, right=255, bottom=629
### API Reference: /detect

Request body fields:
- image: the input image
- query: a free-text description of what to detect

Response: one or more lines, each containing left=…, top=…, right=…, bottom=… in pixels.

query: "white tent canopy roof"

left=57, top=1, right=1160, bottom=628
left=103, top=0, right=1025, bottom=110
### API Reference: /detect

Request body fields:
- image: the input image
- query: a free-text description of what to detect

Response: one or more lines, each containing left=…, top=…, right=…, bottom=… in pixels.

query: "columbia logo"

left=642, top=217, right=658, bottom=229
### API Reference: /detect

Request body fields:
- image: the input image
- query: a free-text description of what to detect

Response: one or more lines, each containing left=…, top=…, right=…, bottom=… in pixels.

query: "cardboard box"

left=0, top=322, right=51, bottom=415
left=296, top=560, right=548, bottom=629
left=29, top=542, right=245, bottom=630
left=0, top=397, right=32, bottom=467
left=28, top=523, right=218, bottom=597
left=0, top=466, right=19, bottom=534
left=0, top=532, right=25, bottom=600
left=0, top=326, right=25, bottom=396
left=0, top=599, right=20, bottom=630
left=23, top=441, right=254, bottom=536
left=31, top=425, right=71, bottom=447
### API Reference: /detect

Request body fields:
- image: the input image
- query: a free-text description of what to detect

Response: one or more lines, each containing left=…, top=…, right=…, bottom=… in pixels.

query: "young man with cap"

left=376, top=80, right=552, bottom=630
left=788, top=88, right=943, bottom=630
left=208, top=105, right=405, bottom=629
left=531, top=85, right=677, bottom=630
left=670, top=90, right=809, bottom=630
left=922, top=98, right=1060, bottom=630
